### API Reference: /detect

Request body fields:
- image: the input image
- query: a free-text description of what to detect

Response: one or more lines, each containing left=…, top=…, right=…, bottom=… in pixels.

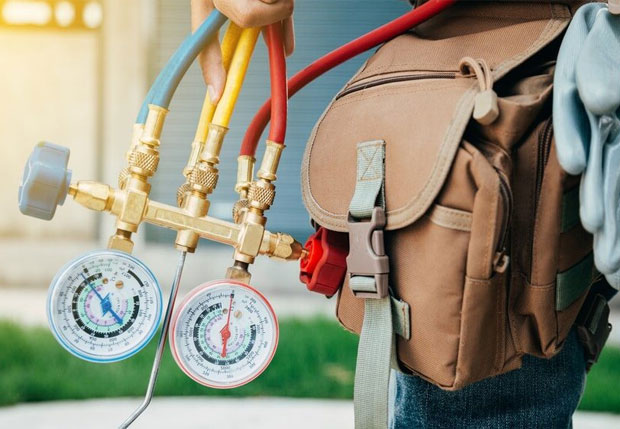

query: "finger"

left=199, top=39, right=226, bottom=103
left=191, top=0, right=226, bottom=101
left=282, top=16, right=295, bottom=56
left=190, top=0, right=213, bottom=32
left=214, top=0, right=293, bottom=28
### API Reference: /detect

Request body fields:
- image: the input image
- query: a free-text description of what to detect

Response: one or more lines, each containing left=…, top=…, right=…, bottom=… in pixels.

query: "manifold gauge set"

left=18, top=10, right=301, bottom=427
left=16, top=0, right=457, bottom=426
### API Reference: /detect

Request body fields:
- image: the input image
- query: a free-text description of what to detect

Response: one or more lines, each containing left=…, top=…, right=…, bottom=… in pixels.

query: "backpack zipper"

left=494, top=170, right=512, bottom=273
left=529, top=118, right=553, bottom=277
left=534, top=118, right=554, bottom=214
left=336, top=71, right=457, bottom=100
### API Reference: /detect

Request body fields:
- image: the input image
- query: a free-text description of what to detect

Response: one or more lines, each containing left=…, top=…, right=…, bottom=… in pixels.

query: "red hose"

left=266, top=23, right=288, bottom=145
left=241, top=0, right=456, bottom=156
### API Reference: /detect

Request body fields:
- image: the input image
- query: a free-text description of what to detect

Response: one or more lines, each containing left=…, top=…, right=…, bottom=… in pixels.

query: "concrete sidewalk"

left=0, top=397, right=617, bottom=429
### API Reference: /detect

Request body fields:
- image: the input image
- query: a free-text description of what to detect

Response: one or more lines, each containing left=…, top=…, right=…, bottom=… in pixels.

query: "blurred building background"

left=0, top=0, right=409, bottom=294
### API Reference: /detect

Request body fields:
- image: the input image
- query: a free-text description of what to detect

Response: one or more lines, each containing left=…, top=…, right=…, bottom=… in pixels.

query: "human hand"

left=191, top=0, right=295, bottom=103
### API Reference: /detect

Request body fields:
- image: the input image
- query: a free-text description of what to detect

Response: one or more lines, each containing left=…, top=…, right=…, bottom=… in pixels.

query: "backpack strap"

left=347, top=140, right=409, bottom=429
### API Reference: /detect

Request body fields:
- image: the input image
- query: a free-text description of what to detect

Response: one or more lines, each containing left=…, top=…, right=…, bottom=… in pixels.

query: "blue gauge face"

left=47, top=250, right=162, bottom=363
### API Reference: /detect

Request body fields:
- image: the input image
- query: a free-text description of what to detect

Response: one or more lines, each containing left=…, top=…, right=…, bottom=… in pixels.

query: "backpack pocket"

left=335, top=139, right=511, bottom=390
left=404, top=141, right=512, bottom=388
left=511, top=124, right=594, bottom=357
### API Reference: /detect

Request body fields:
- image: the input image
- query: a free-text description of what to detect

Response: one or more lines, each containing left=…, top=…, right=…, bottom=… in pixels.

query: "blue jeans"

left=391, top=330, right=587, bottom=429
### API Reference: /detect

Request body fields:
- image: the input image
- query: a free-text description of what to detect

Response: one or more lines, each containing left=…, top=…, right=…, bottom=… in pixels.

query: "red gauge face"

left=169, top=280, right=278, bottom=389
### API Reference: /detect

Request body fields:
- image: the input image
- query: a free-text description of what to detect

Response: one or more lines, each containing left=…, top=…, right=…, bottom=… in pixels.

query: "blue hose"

left=137, top=10, right=227, bottom=124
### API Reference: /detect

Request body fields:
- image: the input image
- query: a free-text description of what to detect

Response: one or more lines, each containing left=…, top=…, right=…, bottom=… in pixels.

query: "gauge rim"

left=169, top=279, right=279, bottom=389
left=47, top=249, right=163, bottom=363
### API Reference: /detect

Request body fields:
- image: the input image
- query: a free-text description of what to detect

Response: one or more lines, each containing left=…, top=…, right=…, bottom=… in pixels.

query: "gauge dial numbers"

left=170, top=280, right=279, bottom=389
left=47, top=250, right=163, bottom=363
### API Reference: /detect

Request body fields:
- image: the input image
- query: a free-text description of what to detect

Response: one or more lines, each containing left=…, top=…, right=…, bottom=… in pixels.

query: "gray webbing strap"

left=354, top=296, right=394, bottom=429
left=349, top=141, right=386, bottom=219
left=348, top=141, right=406, bottom=429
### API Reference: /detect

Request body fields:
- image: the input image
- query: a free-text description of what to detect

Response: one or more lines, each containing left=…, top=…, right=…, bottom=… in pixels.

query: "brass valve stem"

left=235, top=155, right=256, bottom=198
left=232, top=155, right=256, bottom=224
left=232, top=140, right=284, bottom=265
left=182, top=140, right=204, bottom=178
left=175, top=123, right=228, bottom=252
left=248, top=140, right=283, bottom=214
left=119, top=123, right=145, bottom=190
left=110, top=105, right=168, bottom=253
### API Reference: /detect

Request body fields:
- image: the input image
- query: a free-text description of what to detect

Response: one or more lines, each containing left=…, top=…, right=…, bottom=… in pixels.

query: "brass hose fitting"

left=264, top=231, right=306, bottom=261
left=247, top=140, right=284, bottom=213
left=256, top=140, right=283, bottom=183
left=231, top=141, right=284, bottom=266
left=109, top=229, right=134, bottom=254
left=232, top=154, right=256, bottom=223
left=183, top=139, right=203, bottom=178
left=248, top=181, right=275, bottom=211
left=177, top=123, right=228, bottom=207
left=175, top=123, right=228, bottom=251
left=127, top=106, right=167, bottom=178
left=226, top=261, right=251, bottom=284
left=108, top=105, right=167, bottom=252
left=119, top=124, right=145, bottom=190
left=199, top=123, right=228, bottom=166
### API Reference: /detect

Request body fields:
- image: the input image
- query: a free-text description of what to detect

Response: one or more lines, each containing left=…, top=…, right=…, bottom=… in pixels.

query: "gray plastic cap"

left=18, top=142, right=72, bottom=220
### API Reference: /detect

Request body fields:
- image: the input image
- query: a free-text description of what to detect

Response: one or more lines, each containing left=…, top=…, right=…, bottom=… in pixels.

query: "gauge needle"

left=220, top=293, right=234, bottom=358
left=81, top=274, right=123, bottom=325
left=101, top=294, right=124, bottom=325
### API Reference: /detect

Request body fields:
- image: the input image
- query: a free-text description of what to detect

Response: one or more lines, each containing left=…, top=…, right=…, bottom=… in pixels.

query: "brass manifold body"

left=100, top=25, right=302, bottom=282
left=77, top=105, right=304, bottom=281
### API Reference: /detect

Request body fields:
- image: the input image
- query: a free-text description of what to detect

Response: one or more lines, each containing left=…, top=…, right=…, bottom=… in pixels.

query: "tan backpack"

left=300, top=2, right=612, bottom=427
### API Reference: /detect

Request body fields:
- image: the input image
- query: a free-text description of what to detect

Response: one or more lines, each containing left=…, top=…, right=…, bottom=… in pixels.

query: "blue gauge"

left=47, top=250, right=162, bottom=363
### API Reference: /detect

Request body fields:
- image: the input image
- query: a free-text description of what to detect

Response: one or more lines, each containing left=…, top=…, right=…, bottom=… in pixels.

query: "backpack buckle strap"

left=576, top=291, right=612, bottom=371
left=347, top=207, right=389, bottom=299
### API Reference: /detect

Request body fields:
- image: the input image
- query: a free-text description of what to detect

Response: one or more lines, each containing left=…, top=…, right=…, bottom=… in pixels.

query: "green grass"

left=579, top=346, right=620, bottom=413
left=0, top=318, right=357, bottom=406
left=1, top=318, right=619, bottom=413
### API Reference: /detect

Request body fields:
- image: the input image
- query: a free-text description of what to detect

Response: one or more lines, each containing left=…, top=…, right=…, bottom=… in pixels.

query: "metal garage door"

left=146, top=0, right=411, bottom=244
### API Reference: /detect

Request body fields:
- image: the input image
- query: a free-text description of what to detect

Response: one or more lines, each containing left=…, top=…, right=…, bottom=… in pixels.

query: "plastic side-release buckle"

left=299, top=227, right=349, bottom=297
left=346, top=207, right=389, bottom=299
left=576, top=292, right=612, bottom=371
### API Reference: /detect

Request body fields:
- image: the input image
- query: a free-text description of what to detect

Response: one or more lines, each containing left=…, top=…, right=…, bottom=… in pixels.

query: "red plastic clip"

left=299, top=227, right=349, bottom=297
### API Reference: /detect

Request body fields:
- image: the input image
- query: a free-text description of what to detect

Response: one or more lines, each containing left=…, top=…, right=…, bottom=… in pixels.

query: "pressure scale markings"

left=47, top=250, right=163, bottom=363
left=170, top=280, right=278, bottom=389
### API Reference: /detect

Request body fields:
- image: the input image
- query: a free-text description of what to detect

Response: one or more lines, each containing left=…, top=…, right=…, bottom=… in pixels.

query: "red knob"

left=300, top=227, right=348, bottom=297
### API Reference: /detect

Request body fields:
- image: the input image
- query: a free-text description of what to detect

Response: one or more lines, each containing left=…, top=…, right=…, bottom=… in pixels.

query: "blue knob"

left=18, top=142, right=72, bottom=220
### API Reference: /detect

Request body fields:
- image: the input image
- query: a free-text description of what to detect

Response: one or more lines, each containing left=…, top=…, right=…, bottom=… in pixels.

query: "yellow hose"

left=212, top=27, right=260, bottom=128
left=193, top=23, right=243, bottom=142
